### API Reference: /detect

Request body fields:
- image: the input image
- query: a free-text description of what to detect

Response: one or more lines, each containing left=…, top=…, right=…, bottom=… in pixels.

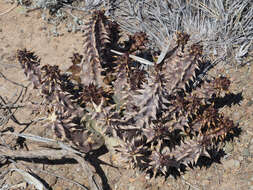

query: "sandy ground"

left=0, top=1, right=253, bottom=190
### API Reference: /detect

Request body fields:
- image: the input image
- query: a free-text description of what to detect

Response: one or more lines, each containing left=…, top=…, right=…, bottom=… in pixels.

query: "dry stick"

left=0, top=143, right=102, bottom=190
left=111, top=49, right=154, bottom=65
left=0, top=108, right=10, bottom=126
left=0, top=147, right=101, bottom=190
left=29, top=166, right=89, bottom=190
left=0, top=89, right=32, bottom=127
left=0, top=3, right=17, bottom=16
left=0, top=135, right=11, bottom=150
left=0, top=169, right=10, bottom=181
left=0, top=95, right=31, bottom=126
left=0, top=72, right=30, bottom=125
left=0, top=72, right=26, bottom=88
left=0, top=88, right=23, bottom=111
left=3, top=132, right=83, bottom=155
left=0, top=146, right=72, bottom=159
left=0, top=71, right=28, bottom=104
left=0, top=104, right=25, bottom=109
left=7, top=159, right=49, bottom=190
left=181, top=178, right=201, bottom=190
left=4, top=141, right=89, bottom=190
left=72, top=154, right=103, bottom=190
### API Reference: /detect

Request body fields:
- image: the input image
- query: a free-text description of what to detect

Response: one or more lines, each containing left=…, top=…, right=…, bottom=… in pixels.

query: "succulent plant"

left=18, top=10, right=238, bottom=176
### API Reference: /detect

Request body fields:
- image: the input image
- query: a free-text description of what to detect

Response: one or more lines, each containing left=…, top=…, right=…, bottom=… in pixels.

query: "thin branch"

left=30, top=166, right=89, bottom=190
left=0, top=95, right=31, bottom=126
left=72, top=154, right=103, bottom=190
left=0, top=132, right=103, bottom=190
left=0, top=169, right=10, bottom=181
left=0, top=146, right=73, bottom=159
left=0, top=3, right=17, bottom=16
left=181, top=178, right=201, bottom=190
left=2, top=132, right=82, bottom=154
left=0, top=72, right=26, bottom=88
left=0, top=71, right=30, bottom=125
left=0, top=147, right=103, bottom=190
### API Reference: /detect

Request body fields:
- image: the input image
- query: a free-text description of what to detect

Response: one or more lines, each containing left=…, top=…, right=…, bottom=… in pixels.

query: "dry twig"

left=0, top=147, right=102, bottom=190
left=0, top=132, right=103, bottom=190
left=27, top=166, right=89, bottom=190
left=0, top=3, right=17, bottom=16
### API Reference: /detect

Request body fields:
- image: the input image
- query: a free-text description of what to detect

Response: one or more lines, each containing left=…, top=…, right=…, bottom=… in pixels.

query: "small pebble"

left=224, top=142, right=234, bottom=153
left=247, top=99, right=253, bottom=107
left=233, top=112, right=240, bottom=121
left=145, top=174, right=151, bottom=180
left=223, top=159, right=240, bottom=169
left=234, top=160, right=240, bottom=168
left=183, top=173, right=190, bottom=180
left=242, top=148, right=250, bottom=157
